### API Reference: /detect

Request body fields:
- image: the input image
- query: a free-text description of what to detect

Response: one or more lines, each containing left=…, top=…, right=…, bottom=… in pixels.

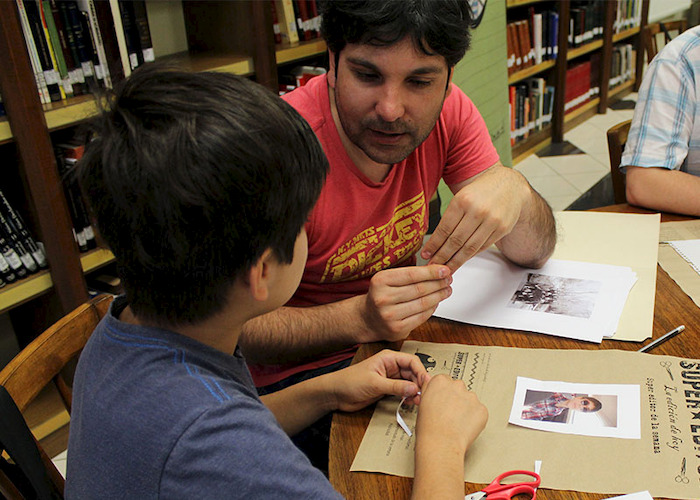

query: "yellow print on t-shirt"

left=320, top=192, right=427, bottom=283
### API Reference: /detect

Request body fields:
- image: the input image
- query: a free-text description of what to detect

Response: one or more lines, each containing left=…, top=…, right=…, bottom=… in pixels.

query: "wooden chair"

left=643, top=20, right=688, bottom=63
left=0, top=294, right=113, bottom=500
left=606, top=119, right=632, bottom=204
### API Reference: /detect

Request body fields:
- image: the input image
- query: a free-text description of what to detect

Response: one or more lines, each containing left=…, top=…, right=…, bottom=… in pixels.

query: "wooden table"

left=329, top=204, right=700, bottom=499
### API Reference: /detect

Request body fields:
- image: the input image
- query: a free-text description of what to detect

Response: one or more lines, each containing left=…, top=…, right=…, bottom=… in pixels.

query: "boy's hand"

left=327, top=350, right=430, bottom=413
left=416, top=374, right=488, bottom=454
left=355, top=264, right=453, bottom=344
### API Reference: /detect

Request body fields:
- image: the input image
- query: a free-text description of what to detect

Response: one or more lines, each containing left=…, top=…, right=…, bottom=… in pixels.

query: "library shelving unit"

left=0, top=1, right=327, bottom=338
left=507, top=0, right=649, bottom=164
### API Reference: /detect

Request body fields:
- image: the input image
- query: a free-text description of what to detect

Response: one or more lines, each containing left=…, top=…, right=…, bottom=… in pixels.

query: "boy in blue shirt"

left=66, top=64, right=487, bottom=498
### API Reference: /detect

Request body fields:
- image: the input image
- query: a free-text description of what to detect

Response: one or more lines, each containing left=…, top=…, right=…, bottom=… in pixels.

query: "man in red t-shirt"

left=240, top=0, right=556, bottom=472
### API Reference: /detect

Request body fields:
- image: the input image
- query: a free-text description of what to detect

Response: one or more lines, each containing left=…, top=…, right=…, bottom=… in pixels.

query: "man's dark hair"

left=320, top=0, right=472, bottom=68
left=76, top=64, right=328, bottom=325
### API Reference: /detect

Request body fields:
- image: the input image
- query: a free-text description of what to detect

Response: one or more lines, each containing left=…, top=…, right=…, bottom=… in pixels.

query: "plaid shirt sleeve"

left=521, top=393, right=569, bottom=420
left=621, top=30, right=700, bottom=172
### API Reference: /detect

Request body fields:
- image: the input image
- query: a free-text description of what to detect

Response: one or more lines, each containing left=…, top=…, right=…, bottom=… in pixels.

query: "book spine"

left=92, top=0, right=126, bottom=82
left=61, top=0, right=100, bottom=93
left=118, top=0, right=142, bottom=70
left=15, top=0, right=51, bottom=104
left=131, top=0, right=154, bottom=63
left=0, top=233, right=26, bottom=280
left=77, top=0, right=113, bottom=88
left=0, top=207, right=37, bottom=274
left=271, top=0, right=282, bottom=43
left=40, top=0, right=73, bottom=97
left=51, top=0, right=85, bottom=96
left=22, top=0, right=62, bottom=102
left=274, top=0, right=299, bottom=44
left=291, top=0, right=307, bottom=41
left=0, top=189, right=48, bottom=269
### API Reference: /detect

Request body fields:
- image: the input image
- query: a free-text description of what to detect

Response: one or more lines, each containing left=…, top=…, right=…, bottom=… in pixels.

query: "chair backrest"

left=0, top=294, right=113, bottom=500
left=643, top=20, right=688, bottom=63
left=606, top=119, right=632, bottom=204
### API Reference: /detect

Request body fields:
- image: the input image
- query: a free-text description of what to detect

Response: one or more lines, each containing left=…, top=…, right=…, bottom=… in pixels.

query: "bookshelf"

left=507, top=0, right=649, bottom=163
left=0, top=0, right=328, bottom=342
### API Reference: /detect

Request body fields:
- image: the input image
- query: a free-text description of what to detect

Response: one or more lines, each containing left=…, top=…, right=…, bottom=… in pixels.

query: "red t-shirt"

left=249, top=75, right=499, bottom=387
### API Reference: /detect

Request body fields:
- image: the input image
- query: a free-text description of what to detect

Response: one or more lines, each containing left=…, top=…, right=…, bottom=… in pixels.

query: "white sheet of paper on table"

left=668, top=239, right=700, bottom=275
left=433, top=249, right=637, bottom=343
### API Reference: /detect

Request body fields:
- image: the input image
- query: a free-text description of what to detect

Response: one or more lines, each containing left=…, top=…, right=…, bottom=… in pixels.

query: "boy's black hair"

left=76, top=64, right=328, bottom=325
left=320, top=0, right=472, bottom=68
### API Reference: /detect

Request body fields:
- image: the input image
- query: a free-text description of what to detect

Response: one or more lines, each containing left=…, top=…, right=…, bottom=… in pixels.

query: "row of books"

left=0, top=188, right=49, bottom=288
left=613, top=0, right=643, bottom=34
left=15, top=0, right=154, bottom=106
left=272, top=0, right=321, bottom=45
left=509, top=78, right=555, bottom=146
left=568, top=1, right=605, bottom=48
left=564, top=53, right=601, bottom=114
left=609, top=44, right=635, bottom=89
left=54, top=141, right=97, bottom=254
left=506, top=10, right=559, bottom=76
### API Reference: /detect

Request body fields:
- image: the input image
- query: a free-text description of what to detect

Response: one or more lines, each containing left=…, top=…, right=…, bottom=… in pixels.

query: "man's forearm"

left=496, top=182, right=556, bottom=269
left=626, top=166, right=700, bottom=216
left=239, top=295, right=366, bottom=364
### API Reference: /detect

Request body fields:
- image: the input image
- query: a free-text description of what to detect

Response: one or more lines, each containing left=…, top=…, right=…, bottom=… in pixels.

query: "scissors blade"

left=464, top=493, right=487, bottom=500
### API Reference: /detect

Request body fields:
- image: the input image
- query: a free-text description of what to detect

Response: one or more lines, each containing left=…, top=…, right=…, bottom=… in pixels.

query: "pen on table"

left=637, top=325, right=685, bottom=353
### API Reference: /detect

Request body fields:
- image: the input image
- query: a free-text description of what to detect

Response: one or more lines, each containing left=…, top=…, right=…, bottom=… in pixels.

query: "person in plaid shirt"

left=521, top=393, right=602, bottom=421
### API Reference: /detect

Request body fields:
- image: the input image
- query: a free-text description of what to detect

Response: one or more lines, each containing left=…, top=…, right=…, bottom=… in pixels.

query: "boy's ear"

left=244, top=248, right=275, bottom=302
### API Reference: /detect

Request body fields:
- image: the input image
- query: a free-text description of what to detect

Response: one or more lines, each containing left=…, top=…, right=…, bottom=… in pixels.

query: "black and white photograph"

left=508, top=273, right=602, bottom=319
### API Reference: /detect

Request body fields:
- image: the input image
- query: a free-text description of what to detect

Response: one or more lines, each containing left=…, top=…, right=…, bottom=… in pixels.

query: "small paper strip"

left=396, top=396, right=412, bottom=437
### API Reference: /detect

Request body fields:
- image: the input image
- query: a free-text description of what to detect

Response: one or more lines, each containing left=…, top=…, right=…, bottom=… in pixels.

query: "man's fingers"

left=374, top=263, right=451, bottom=287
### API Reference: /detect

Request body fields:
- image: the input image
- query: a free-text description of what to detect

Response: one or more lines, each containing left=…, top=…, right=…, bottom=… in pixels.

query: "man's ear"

left=244, top=248, right=275, bottom=302
left=445, top=67, right=454, bottom=97
left=327, top=49, right=337, bottom=88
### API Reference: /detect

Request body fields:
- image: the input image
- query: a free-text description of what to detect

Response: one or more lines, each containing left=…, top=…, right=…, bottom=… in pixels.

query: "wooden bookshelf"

left=509, top=0, right=649, bottom=158
left=0, top=248, right=114, bottom=315
left=508, top=60, right=556, bottom=85
left=609, top=78, right=636, bottom=100
left=276, top=39, right=327, bottom=65
left=166, top=51, right=254, bottom=76
left=613, top=26, right=641, bottom=43
left=566, top=39, right=605, bottom=61
left=0, top=1, right=288, bottom=327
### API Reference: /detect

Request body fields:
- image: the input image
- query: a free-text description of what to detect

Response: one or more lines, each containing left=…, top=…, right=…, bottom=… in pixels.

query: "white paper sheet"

left=668, top=239, right=700, bottom=275
left=433, top=249, right=637, bottom=342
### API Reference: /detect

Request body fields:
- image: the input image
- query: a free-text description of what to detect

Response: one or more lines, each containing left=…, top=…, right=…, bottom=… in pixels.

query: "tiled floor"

left=514, top=94, right=637, bottom=211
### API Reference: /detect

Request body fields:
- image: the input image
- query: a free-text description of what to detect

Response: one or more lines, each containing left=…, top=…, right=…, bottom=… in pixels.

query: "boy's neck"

left=118, top=305, right=242, bottom=355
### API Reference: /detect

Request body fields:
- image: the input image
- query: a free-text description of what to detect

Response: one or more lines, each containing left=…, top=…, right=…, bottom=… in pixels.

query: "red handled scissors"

left=464, top=470, right=541, bottom=500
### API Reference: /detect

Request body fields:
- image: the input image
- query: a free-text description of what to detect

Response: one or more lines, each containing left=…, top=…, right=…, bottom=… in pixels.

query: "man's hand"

left=421, top=164, right=555, bottom=271
left=326, top=350, right=430, bottom=413
left=355, top=264, right=453, bottom=343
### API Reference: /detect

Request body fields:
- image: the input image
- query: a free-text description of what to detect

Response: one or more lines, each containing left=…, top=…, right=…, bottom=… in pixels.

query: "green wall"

left=438, top=0, right=511, bottom=212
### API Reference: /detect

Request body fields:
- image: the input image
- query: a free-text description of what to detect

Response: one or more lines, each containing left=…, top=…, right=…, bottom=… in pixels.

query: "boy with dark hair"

left=65, top=64, right=488, bottom=499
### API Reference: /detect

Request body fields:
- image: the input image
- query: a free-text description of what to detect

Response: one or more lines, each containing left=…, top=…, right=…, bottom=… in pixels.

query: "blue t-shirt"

left=66, top=296, right=343, bottom=499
